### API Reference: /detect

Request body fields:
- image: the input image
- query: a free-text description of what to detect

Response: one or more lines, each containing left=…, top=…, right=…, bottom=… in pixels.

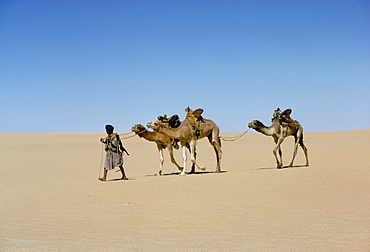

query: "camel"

left=155, top=113, right=198, bottom=172
left=147, top=107, right=222, bottom=175
left=248, top=108, right=309, bottom=169
left=131, top=124, right=183, bottom=175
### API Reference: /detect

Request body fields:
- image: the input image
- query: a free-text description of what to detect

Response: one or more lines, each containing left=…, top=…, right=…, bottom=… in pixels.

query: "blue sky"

left=1, top=0, right=369, bottom=132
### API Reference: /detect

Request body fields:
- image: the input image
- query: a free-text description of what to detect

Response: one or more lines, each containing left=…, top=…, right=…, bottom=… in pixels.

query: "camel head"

left=131, top=124, right=147, bottom=134
left=185, top=107, right=193, bottom=116
left=248, top=120, right=265, bottom=130
left=185, top=107, right=204, bottom=118
left=185, top=107, right=204, bottom=126
left=147, top=120, right=168, bottom=131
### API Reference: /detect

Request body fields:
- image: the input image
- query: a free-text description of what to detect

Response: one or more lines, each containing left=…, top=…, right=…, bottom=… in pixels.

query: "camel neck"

left=138, top=129, right=154, bottom=139
left=159, top=126, right=183, bottom=139
left=256, top=121, right=276, bottom=136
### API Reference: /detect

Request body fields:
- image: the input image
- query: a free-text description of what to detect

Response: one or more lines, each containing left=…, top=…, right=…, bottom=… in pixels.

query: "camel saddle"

left=272, top=108, right=296, bottom=128
left=281, top=109, right=297, bottom=128
left=157, top=114, right=181, bottom=150
left=157, top=114, right=181, bottom=128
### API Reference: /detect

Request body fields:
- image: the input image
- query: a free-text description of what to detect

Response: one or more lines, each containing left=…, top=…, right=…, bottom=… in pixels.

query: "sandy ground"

left=0, top=129, right=369, bottom=251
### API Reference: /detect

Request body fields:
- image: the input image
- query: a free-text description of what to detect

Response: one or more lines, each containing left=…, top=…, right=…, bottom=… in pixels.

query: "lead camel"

left=131, top=124, right=183, bottom=175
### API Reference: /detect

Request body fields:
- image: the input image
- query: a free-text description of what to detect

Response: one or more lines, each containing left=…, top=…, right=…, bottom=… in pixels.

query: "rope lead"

left=220, top=128, right=249, bottom=142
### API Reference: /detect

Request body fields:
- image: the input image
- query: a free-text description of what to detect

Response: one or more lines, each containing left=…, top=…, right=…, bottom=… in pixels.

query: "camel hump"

left=282, top=109, right=292, bottom=117
left=192, top=108, right=204, bottom=117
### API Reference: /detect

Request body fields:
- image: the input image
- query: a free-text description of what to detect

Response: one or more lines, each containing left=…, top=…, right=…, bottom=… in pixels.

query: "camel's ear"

left=192, top=108, right=204, bottom=117
left=283, top=109, right=292, bottom=116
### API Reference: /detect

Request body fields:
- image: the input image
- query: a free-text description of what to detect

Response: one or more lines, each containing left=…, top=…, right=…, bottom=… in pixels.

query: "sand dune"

left=0, top=129, right=369, bottom=251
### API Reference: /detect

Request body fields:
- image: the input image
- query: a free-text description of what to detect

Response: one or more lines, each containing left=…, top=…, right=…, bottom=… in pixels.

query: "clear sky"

left=1, top=0, right=369, bottom=132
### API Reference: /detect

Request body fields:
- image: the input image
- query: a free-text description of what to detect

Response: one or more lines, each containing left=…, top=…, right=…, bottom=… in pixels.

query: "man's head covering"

left=105, top=124, right=114, bottom=132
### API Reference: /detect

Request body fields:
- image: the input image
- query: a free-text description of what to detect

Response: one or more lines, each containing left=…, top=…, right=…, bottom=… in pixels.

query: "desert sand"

left=0, top=129, right=369, bottom=251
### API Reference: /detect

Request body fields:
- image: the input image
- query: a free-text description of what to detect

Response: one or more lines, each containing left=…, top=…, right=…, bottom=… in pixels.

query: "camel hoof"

left=179, top=172, right=186, bottom=176
left=199, top=166, right=206, bottom=170
left=158, top=170, right=162, bottom=176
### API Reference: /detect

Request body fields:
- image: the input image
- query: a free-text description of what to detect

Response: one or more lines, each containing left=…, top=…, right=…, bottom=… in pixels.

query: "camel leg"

left=273, top=138, right=284, bottom=168
left=287, top=129, right=309, bottom=167
left=167, top=145, right=183, bottom=171
left=289, top=137, right=300, bottom=167
left=213, top=145, right=221, bottom=173
left=278, top=146, right=283, bottom=166
left=210, top=137, right=222, bottom=173
left=181, top=144, right=187, bottom=175
left=298, top=131, right=309, bottom=166
left=300, top=142, right=309, bottom=166
left=158, top=148, right=164, bottom=176
left=289, top=133, right=309, bottom=167
left=190, top=141, right=206, bottom=171
left=189, top=146, right=197, bottom=174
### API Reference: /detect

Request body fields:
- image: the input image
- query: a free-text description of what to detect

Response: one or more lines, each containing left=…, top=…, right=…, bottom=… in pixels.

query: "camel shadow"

left=289, top=165, right=310, bottom=169
left=144, top=172, right=181, bottom=177
left=146, top=170, right=228, bottom=177
left=187, top=170, right=228, bottom=175
left=257, top=165, right=309, bottom=170
left=108, top=178, right=135, bottom=181
left=256, top=167, right=278, bottom=170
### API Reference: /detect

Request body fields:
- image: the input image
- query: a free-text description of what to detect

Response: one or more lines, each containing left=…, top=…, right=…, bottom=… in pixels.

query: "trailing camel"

left=248, top=108, right=309, bottom=169
left=147, top=107, right=222, bottom=175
